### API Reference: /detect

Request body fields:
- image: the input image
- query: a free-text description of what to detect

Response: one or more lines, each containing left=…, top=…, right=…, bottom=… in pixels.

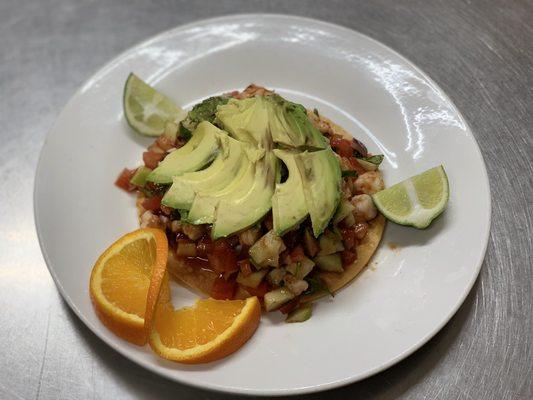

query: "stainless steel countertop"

left=1, top=1, right=531, bottom=399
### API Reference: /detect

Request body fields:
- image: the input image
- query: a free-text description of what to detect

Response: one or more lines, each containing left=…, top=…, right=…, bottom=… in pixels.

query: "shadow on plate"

left=383, top=209, right=449, bottom=249
left=63, top=272, right=480, bottom=399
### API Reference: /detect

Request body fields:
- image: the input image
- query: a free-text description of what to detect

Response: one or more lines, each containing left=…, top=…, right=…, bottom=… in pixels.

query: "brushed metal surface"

left=0, top=0, right=531, bottom=399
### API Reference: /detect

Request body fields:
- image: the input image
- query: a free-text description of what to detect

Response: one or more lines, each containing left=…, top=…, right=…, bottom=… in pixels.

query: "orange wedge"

left=89, top=228, right=168, bottom=345
left=149, top=296, right=261, bottom=364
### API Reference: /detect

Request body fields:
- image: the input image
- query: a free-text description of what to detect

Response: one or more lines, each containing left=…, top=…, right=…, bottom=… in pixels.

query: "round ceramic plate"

left=34, top=14, right=490, bottom=396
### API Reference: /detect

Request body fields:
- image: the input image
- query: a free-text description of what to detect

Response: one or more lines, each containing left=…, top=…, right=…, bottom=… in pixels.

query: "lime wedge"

left=372, top=165, right=449, bottom=229
left=123, top=73, right=186, bottom=137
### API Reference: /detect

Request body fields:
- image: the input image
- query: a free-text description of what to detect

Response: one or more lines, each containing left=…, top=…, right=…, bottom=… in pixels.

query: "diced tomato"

left=156, top=135, right=175, bottom=151
left=143, top=150, right=165, bottom=169
left=353, top=222, right=369, bottom=240
left=341, top=249, right=358, bottom=266
left=115, top=168, right=136, bottom=192
left=330, top=135, right=354, bottom=158
left=228, top=90, right=241, bottom=99
left=183, top=257, right=210, bottom=270
left=238, top=259, right=253, bottom=277
left=211, top=276, right=237, bottom=300
left=290, top=245, right=306, bottom=263
left=279, top=298, right=300, bottom=314
left=196, top=235, right=213, bottom=258
left=340, top=228, right=357, bottom=250
left=142, top=195, right=162, bottom=212
left=242, top=281, right=269, bottom=298
left=208, top=239, right=238, bottom=272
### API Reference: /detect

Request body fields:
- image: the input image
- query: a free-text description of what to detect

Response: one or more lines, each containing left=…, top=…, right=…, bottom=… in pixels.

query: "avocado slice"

left=216, top=95, right=327, bottom=150
left=146, top=121, right=222, bottom=184
left=296, top=148, right=341, bottom=237
left=215, top=97, right=270, bottom=145
left=271, top=149, right=309, bottom=235
left=161, top=134, right=246, bottom=210
left=212, top=152, right=278, bottom=239
left=268, top=95, right=327, bottom=150
left=186, top=154, right=255, bottom=225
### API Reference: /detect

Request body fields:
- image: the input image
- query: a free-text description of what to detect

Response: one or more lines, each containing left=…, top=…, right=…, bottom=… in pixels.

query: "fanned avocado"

left=215, top=97, right=270, bottom=144
left=147, top=121, right=222, bottom=184
left=272, top=149, right=308, bottom=235
left=186, top=159, right=254, bottom=225
left=216, top=95, right=327, bottom=150
left=268, top=95, right=327, bottom=149
left=268, top=100, right=305, bottom=147
left=161, top=134, right=246, bottom=210
left=147, top=90, right=338, bottom=239
left=295, top=148, right=341, bottom=237
left=212, top=152, right=278, bottom=239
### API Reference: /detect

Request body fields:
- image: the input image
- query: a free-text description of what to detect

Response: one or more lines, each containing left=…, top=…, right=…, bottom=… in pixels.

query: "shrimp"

left=353, top=171, right=384, bottom=195
left=351, top=194, right=378, bottom=222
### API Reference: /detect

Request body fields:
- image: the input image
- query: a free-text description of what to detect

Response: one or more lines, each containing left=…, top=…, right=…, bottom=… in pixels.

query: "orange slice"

left=89, top=228, right=168, bottom=345
left=149, top=296, right=261, bottom=364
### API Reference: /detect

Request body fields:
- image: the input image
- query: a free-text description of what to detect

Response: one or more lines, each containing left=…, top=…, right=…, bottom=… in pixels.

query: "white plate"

left=34, top=14, right=490, bottom=396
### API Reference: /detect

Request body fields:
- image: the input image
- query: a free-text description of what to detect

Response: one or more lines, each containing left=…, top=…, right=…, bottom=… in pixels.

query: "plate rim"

left=33, top=13, right=491, bottom=396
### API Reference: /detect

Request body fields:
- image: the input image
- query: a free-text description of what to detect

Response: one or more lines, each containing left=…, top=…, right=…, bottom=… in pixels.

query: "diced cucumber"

left=286, top=257, right=315, bottom=279
left=303, top=228, right=319, bottom=257
left=314, top=253, right=343, bottom=272
left=317, top=231, right=344, bottom=256
left=163, top=121, right=179, bottom=142
left=236, top=269, right=268, bottom=288
left=286, top=304, right=312, bottom=323
left=333, top=199, right=356, bottom=224
left=249, top=230, right=286, bottom=268
left=129, top=166, right=152, bottom=188
left=267, top=268, right=286, bottom=286
left=264, top=288, right=295, bottom=312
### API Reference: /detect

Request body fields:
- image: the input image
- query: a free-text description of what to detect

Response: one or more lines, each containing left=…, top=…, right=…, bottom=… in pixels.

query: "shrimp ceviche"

left=116, top=77, right=386, bottom=321
left=89, top=73, right=447, bottom=363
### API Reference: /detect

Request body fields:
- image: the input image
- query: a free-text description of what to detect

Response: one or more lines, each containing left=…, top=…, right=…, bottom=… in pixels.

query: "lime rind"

left=123, top=73, right=186, bottom=137
left=372, top=165, right=449, bottom=229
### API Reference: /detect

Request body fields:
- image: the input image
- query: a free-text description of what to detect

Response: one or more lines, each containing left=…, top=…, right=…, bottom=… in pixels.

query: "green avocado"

left=186, top=158, right=254, bottom=225
left=296, top=148, right=341, bottom=237
left=216, top=95, right=327, bottom=150
left=268, top=95, right=327, bottom=149
left=212, top=152, right=278, bottom=239
left=147, top=121, right=222, bottom=184
left=271, top=149, right=308, bottom=235
left=161, top=134, right=246, bottom=210
left=215, top=97, right=270, bottom=145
